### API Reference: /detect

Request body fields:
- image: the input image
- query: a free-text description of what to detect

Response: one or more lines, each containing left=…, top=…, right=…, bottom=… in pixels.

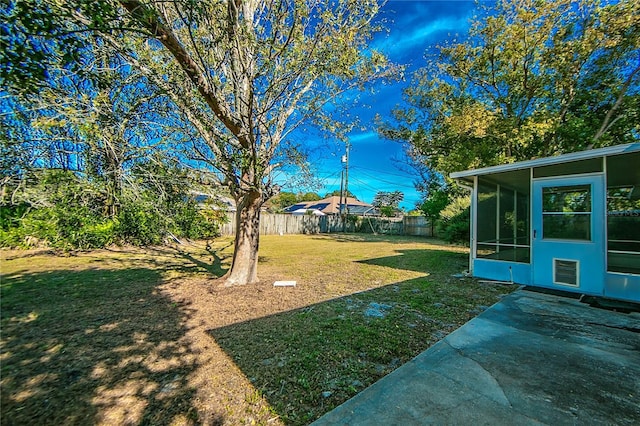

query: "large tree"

left=380, top=0, right=640, bottom=177
left=3, top=0, right=394, bottom=285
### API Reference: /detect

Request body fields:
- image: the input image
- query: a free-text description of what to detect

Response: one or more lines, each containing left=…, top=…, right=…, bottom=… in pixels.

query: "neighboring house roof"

left=284, top=196, right=378, bottom=215
left=191, top=192, right=237, bottom=212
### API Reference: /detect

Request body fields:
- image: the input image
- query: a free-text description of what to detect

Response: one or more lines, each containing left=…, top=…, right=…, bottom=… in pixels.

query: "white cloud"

left=348, top=131, right=380, bottom=144
left=377, top=15, right=471, bottom=57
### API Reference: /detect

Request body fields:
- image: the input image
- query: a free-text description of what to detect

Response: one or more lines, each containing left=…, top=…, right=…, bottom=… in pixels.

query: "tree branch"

left=119, top=0, right=243, bottom=137
left=593, top=60, right=640, bottom=142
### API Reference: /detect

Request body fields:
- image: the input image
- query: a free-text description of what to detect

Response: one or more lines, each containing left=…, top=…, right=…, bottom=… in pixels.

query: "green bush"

left=1, top=204, right=30, bottom=230
left=170, top=199, right=222, bottom=240
left=0, top=205, right=29, bottom=247
left=0, top=204, right=113, bottom=249
left=114, top=204, right=165, bottom=246
left=11, top=207, right=59, bottom=248
left=436, top=196, right=470, bottom=244
left=1, top=168, right=226, bottom=249
left=71, top=220, right=116, bottom=249
left=0, top=200, right=225, bottom=249
left=0, top=225, right=28, bottom=248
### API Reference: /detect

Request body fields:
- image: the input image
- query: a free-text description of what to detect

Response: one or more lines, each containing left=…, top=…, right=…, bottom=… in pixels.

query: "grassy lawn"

left=1, top=234, right=517, bottom=425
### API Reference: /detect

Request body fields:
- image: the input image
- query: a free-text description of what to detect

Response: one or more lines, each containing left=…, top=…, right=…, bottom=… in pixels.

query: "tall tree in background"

left=35, top=63, right=170, bottom=217
left=3, top=0, right=394, bottom=285
left=268, top=191, right=299, bottom=212
left=380, top=0, right=640, bottom=177
left=1, top=55, right=179, bottom=217
left=372, top=190, right=403, bottom=217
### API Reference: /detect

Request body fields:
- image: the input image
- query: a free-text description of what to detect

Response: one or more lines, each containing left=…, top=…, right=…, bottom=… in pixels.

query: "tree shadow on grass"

left=209, top=274, right=511, bottom=425
left=208, top=245, right=516, bottom=425
left=98, top=243, right=232, bottom=278
left=357, top=248, right=470, bottom=275
left=147, top=244, right=231, bottom=277
left=312, top=233, right=448, bottom=245
left=1, top=268, right=223, bottom=425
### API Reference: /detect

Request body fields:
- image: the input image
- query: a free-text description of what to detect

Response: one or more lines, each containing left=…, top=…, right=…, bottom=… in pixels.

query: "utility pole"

left=340, top=142, right=350, bottom=231
left=339, top=169, right=345, bottom=214
left=344, top=142, right=350, bottom=209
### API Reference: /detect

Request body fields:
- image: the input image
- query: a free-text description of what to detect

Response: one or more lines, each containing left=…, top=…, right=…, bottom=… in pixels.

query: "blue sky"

left=283, top=1, right=480, bottom=210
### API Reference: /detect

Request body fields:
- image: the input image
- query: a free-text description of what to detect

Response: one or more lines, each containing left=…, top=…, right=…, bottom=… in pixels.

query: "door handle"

left=533, top=229, right=537, bottom=239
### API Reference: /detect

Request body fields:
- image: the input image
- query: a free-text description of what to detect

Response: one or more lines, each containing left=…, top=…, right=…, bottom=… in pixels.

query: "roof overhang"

left=450, top=143, right=640, bottom=179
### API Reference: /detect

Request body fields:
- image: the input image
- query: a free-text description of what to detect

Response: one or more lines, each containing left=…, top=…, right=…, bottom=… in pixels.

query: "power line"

left=352, top=169, right=418, bottom=190
left=348, top=177, right=420, bottom=203
left=349, top=176, right=382, bottom=193
left=348, top=174, right=422, bottom=198
left=350, top=165, right=418, bottom=179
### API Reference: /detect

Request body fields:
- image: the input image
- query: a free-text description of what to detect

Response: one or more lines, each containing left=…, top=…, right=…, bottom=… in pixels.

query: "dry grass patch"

left=1, top=234, right=517, bottom=425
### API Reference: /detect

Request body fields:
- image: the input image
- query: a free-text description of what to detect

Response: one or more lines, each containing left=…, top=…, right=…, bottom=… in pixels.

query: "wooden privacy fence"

left=220, top=214, right=320, bottom=236
left=219, top=214, right=435, bottom=237
left=403, top=216, right=433, bottom=237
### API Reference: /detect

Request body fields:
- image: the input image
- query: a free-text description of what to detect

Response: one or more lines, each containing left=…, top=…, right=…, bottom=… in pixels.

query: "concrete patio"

left=313, top=288, right=640, bottom=425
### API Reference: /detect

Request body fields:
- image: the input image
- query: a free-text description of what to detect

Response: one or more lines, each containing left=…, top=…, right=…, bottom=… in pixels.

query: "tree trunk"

left=225, top=190, right=262, bottom=286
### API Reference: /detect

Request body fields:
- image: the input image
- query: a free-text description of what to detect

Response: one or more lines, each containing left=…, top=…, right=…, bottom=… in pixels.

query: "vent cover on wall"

left=554, top=259, right=579, bottom=286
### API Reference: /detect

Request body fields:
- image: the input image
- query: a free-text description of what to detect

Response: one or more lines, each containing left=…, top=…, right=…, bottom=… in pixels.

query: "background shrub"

left=436, top=196, right=470, bottom=244
left=1, top=169, right=226, bottom=249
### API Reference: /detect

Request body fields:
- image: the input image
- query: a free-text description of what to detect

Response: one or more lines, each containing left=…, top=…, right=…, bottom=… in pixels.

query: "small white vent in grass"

left=554, top=259, right=579, bottom=286
left=274, top=281, right=297, bottom=287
